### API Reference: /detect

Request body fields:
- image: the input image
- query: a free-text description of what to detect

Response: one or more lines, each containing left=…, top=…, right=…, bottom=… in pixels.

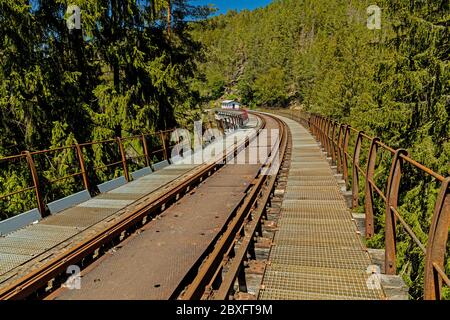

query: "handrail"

left=274, top=109, right=449, bottom=300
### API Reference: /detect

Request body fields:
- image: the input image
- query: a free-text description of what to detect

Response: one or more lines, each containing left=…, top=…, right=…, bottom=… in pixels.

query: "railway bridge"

left=0, top=110, right=448, bottom=300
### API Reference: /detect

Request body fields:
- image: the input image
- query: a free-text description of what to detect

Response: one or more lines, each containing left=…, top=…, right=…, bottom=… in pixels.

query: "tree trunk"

left=167, top=0, right=171, bottom=35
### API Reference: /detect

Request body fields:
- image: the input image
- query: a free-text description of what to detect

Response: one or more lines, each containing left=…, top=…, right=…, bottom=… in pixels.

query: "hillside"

left=192, top=0, right=449, bottom=169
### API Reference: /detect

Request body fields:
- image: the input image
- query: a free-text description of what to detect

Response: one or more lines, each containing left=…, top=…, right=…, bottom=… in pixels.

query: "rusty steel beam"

left=342, top=125, right=350, bottom=188
left=364, top=138, right=379, bottom=238
left=117, top=137, right=130, bottom=182
left=75, top=144, right=89, bottom=192
left=351, top=131, right=364, bottom=209
left=141, top=134, right=150, bottom=167
left=384, top=149, right=408, bottom=275
left=424, top=178, right=450, bottom=300
left=23, top=151, right=46, bottom=218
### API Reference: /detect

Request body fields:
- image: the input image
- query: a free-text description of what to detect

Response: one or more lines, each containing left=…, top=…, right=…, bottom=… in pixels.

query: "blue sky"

left=190, top=0, right=273, bottom=15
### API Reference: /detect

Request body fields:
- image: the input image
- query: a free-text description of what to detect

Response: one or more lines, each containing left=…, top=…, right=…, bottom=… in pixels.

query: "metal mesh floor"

left=281, top=200, right=349, bottom=213
left=40, top=207, right=118, bottom=228
left=0, top=252, right=33, bottom=275
left=259, top=287, right=382, bottom=300
left=269, top=245, right=369, bottom=269
left=0, top=237, right=61, bottom=256
left=284, top=187, right=344, bottom=200
left=260, top=264, right=383, bottom=300
left=287, top=180, right=339, bottom=186
left=259, top=115, right=385, bottom=300
left=276, top=218, right=358, bottom=233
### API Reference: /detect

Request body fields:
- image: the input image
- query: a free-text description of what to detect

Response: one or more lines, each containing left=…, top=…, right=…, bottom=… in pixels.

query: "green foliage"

left=253, top=68, right=288, bottom=107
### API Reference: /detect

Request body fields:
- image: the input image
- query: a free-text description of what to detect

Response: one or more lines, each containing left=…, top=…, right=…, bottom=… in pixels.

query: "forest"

left=0, top=0, right=213, bottom=156
left=0, top=0, right=449, bottom=299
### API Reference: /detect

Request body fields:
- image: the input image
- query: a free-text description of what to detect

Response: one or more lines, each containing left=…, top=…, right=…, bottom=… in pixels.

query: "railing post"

left=175, top=129, right=182, bottom=157
left=324, top=119, right=331, bottom=157
left=75, top=144, right=90, bottom=192
left=342, top=125, right=350, bottom=187
left=384, top=148, right=408, bottom=275
left=160, top=132, right=169, bottom=161
left=336, top=125, right=344, bottom=174
left=314, top=116, right=319, bottom=140
left=330, top=121, right=337, bottom=164
left=312, top=115, right=317, bottom=138
left=117, top=137, right=130, bottom=182
left=320, top=117, right=326, bottom=147
left=313, top=115, right=318, bottom=137
left=424, top=177, right=450, bottom=300
left=218, top=119, right=225, bottom=135
left=142, top=134, right=150, bottom=167
left=322, top=118, right=328, bottom=155
left=352, top=131, right=364, bottom=209
left=365, top=137, right=379, bottom=238
left=23, top=151, right=46, bottom=218
left=316, top=115, right=320, bottom=137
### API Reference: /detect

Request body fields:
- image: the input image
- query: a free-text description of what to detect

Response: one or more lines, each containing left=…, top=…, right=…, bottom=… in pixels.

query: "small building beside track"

left=221, top=100, right=241, bottom=110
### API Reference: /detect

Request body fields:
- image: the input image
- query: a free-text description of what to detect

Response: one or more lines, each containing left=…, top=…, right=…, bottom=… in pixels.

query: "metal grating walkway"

left=259, top=116, right=385, bottom=300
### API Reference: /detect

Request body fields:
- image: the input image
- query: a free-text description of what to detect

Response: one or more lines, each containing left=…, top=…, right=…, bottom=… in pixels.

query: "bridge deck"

left=258, top=116, right=385, bottom=300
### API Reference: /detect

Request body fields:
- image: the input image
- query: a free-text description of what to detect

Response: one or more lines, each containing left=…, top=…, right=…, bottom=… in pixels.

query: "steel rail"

left=0, top=112, right=265, bottom=300
left=212, top=116, right=288, bottom=300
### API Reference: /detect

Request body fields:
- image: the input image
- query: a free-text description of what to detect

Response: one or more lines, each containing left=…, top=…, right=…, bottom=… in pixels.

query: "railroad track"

left=177, top=114, right=289, bottom=300
left=0, top=112, right=290, bottom=300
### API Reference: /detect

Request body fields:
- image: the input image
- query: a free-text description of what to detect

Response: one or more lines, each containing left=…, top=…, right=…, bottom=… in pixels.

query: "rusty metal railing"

left=0, top=128, right=181, bottom=220
left=276, top=109, right=449, bottom=300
